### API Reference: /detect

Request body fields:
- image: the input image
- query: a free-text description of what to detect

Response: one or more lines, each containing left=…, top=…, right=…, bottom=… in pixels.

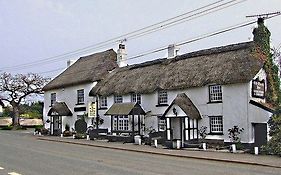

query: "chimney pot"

left=168, top=44, right=180, bottom=59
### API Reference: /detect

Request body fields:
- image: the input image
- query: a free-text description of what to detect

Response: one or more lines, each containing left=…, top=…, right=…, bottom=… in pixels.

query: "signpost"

left=88, top=102, right=97, bottom=118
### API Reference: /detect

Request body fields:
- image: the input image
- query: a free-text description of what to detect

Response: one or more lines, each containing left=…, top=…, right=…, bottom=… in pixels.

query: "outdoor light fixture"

left=172, top=107, right=177, bottom=116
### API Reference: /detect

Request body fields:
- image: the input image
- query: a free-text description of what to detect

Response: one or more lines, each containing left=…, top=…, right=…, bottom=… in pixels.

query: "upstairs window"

left=209, top=85, right=222, bottom=102
left=131, top=93, right=141, bottom=104
left=158, top=90, right=168, bottom=105
left=50, top=93, right=56, bottom=106
left=99, top=96, right=107, bottom=108
left=114, top=95, right=123, bottom=103
left=77, top=89, right=84, bottom=104
left=209, top=116, right=223, bottom=134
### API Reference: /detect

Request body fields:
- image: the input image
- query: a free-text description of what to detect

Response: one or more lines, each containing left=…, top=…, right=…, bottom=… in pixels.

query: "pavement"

left=36, top=135, right=281, bottom=169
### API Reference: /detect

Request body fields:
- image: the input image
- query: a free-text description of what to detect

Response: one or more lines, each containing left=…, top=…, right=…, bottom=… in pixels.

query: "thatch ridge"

left=90, top=41, right=264, bottom=97
left=43, top=49, right=118, bottom=91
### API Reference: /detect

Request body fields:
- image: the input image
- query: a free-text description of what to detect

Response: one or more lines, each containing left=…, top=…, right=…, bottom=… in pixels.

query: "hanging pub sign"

left=88, top=102, right=97, bottom=118
left=252, top=79, right=265, bottom=98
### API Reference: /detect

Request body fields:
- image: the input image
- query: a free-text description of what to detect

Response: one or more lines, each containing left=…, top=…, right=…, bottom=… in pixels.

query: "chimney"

left=117, top=44, right=127, bottom=67
left=167, top=44, right=180, bottom=59
left=253, top=18, right=271, bottom=56
left=67, top=60, right=75, bottom=68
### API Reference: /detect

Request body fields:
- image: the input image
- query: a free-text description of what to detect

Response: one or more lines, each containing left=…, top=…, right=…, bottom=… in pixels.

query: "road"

left=0, top=130, right=280, bottom=175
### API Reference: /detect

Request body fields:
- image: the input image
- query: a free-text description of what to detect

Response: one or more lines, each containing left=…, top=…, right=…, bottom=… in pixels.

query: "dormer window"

left=209, top=85, right=222, bottom=103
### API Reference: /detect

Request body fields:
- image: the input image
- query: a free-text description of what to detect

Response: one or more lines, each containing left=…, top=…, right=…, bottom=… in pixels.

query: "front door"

left=51, top=116, right=62, bottom=136
left=253, top=123, right=267, bottom=147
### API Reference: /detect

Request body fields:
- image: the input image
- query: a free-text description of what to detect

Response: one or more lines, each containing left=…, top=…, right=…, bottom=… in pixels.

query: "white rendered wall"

left=43, top=82, right=97, bottom=132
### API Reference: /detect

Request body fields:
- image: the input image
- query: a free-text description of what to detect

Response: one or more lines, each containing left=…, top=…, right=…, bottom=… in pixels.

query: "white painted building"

left=43, top=49, right=118, bottom=135
left=90, top=19, right=275, bottom=148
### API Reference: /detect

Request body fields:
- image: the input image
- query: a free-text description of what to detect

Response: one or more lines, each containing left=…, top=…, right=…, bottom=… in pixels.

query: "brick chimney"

left=253, top=18, right=271, bottom=56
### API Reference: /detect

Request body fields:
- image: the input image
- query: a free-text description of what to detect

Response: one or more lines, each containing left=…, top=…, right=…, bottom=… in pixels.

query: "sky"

left=0, top=0, right=281, bottom=78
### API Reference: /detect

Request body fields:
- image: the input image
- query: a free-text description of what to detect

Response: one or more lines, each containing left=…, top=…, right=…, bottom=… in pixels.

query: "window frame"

left=99, top=96, right=107, bottom=108
left=116, top=115, right=129, bottom=131
left=131, top=93, right=141, bottom=104
left=157, top=90, right=168, bottom=105
left=77, top=89, right=85, bottom=104
left=209, top=85, right=222, bottom=103
left=50, top=93, right=56, bottom=106
left=209, top=116, right=223, bottom=135
left=158, top=118, right=166, bottom=131
left=114, top=95, right=123, bottom=103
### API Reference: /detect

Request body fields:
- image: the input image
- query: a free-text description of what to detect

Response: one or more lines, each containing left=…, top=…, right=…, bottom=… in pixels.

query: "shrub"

left=199, top=126, right=207, bottom=140
left=0, top=125, right=13, bottom=130
left=228, top=125, right=244, bottom=143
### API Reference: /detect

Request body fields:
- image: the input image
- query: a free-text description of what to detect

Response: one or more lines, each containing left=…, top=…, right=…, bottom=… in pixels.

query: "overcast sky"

left=0, top=0, right=280, bottom=78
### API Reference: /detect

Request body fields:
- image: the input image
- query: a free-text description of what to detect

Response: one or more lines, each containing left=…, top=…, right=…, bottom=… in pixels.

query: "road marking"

left=0, top=166, right=4, bottom=170
left=8, top=172, right=22, bottom=175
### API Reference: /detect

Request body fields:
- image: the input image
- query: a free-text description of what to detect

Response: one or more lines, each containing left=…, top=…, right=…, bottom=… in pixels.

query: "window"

left=99, top=96, right=107, bottom=108
left=114, top=95, right=123, bottom=103
left=51, top=93, right=56, bottom=106
left=113, top=116, right=118, bottom=130
left=209, top=85, right=222, bottom=102
left=158, top=90, right=168, bottom=105
left=116, top=116, right=129, bottom=131
left=131, top=93, right=141, bottom=104
left=77, top=89, right=84, bottom=104
left=209, top=116, right=223, bottom=134
left=158, top=119, right=166, bottom=131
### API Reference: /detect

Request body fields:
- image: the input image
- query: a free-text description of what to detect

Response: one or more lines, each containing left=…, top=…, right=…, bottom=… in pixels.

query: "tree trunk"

left=11, top=102, right=20, bottom=127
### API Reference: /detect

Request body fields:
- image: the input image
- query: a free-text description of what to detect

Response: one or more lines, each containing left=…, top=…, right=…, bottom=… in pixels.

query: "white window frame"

left=51, top=93, right=56, bottom=106
left=114, top=95, right=123, bottom=103
left=210, top=116, right=223, bottom=134
left=209, top=85, right=222, bottom=102
left=118, top=116, right=129, bottom=131
left=113, top=116, right=118, bottom=130
left=77, top=89, right=84, bottom=104
left=158, top=119, right=166, bottom=131
left=158, top=90, right=168, bottom=105
left=99, top=96, right=107, bottom=108
left=131, top=93, right=141, bottom=104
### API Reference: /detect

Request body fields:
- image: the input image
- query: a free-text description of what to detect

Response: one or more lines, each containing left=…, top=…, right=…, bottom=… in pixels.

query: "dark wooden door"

left=254, top=123, right=267, bottom=147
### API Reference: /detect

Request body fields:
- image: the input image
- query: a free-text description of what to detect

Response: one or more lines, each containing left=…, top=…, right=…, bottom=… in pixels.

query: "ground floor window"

left=113, top=115, right=129, bottom=131
left=209, top=116, right=223, bottom=134
left=158, top=118, right=166, bottom=131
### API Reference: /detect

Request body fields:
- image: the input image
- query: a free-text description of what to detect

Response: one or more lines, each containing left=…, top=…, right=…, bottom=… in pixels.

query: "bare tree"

left=0, top=72, right=49, bottom=127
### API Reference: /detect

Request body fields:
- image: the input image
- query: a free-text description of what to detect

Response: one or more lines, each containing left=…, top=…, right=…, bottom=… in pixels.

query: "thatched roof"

left=90, top=42, right=265, bottom=96
left=105, top=102, right=146, bottom=115
left=43, top=49, right=118, bottom=91
left=163, top=93, right=201, bottom=119
left=47, top=102, right=72, bottom=116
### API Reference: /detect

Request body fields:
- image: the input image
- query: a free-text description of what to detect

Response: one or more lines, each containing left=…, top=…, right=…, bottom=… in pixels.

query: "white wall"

left=43, top=82, right=97, bottom=132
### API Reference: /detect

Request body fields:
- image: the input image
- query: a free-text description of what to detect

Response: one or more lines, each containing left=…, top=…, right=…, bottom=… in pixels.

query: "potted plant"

left=199, top=126, right=207, bottom=150
left=228, top=125, right=244, bottom=152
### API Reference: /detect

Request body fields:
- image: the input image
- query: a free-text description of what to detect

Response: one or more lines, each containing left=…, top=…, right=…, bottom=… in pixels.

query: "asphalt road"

left=0, top=130, right=280, bottom=175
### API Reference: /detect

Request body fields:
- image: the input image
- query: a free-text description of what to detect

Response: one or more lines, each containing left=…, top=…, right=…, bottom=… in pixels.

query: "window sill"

left=156, top=104, right=169, bottom=107
left=99, top=107, right=108, bottom=110
left=207, top=101, right=222, bottom=104
left=208, top=132, right=224, bottom=135
left=76, top=103, right=85, bottom=105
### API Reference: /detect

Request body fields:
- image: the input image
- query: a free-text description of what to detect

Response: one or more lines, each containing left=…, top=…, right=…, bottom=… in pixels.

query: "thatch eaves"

left=47, top=102, right=72, bottom=116
left=90, top=42, right=265, bottom=96
left=43, top=49, right=118, bottom=91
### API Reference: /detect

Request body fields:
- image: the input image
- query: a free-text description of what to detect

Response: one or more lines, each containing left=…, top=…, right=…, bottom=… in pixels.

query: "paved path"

left=0, top=130, right=280, bottom=175
left=37, top=135, right=281, bottom=169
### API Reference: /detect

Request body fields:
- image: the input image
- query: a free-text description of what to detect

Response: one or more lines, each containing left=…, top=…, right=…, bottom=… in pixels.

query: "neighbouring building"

left=89, top=18, right=275, bottom=148
left=42, top=49, right=118, bottom=135
left=0, top=100, right=4, bottom=117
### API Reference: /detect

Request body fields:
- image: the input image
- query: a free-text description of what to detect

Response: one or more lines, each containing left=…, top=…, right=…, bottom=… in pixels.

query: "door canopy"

left=163, top=93, right=201, bottom=119
left=105, top=102, right=146, bottom=115
left=48, top=102, right=73, bottom=116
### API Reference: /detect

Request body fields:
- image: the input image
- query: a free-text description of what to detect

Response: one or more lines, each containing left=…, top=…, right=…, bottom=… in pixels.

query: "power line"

left=37, top=16, right=281, bottom=78
left=1, top=0, right=245, bottom=72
